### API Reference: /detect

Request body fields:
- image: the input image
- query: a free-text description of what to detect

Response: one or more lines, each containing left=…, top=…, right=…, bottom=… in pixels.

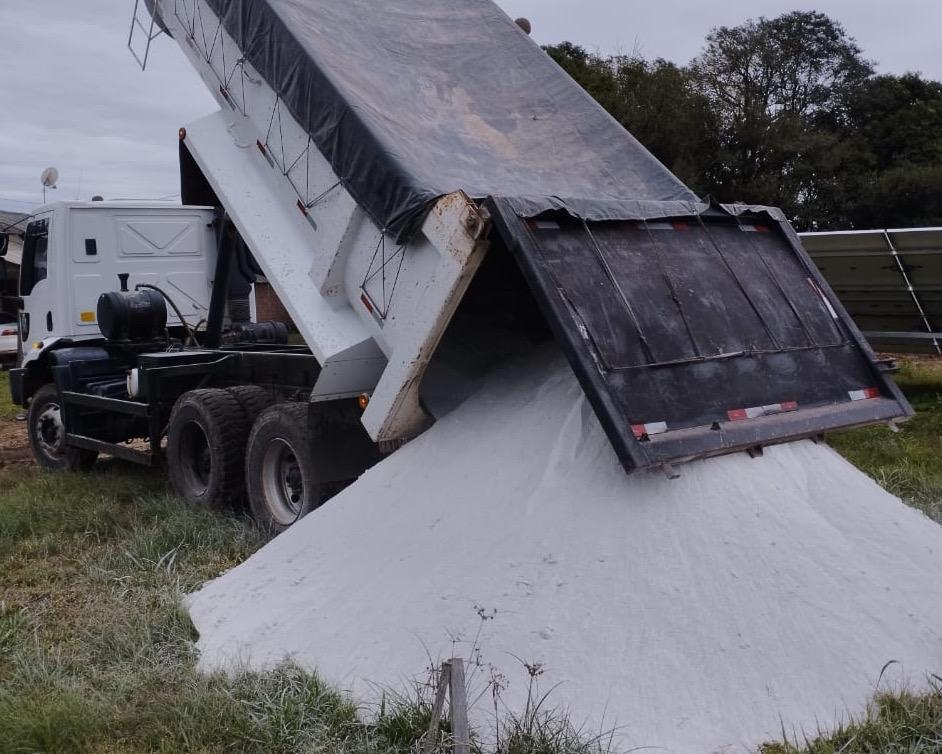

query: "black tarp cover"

left=204, top=0, right=700, bottom=239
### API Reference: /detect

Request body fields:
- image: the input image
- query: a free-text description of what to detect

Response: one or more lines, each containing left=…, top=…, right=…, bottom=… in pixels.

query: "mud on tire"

left=166, top=389, right=250, bottom=510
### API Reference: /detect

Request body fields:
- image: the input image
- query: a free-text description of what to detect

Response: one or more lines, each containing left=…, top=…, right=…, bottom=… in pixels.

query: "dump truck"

left=6, top=0, right=912, bottom=530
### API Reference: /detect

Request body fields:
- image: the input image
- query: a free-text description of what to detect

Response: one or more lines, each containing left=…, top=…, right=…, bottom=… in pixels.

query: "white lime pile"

left=187, top=350, right=942, bottom=753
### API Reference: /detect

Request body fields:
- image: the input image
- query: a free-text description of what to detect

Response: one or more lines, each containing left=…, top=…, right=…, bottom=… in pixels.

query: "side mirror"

left=0, top=234, right=7, bottom=257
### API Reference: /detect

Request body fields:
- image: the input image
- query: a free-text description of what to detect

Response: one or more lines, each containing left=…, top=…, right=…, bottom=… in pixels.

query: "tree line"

left=546, top=11, right=942, bottom=231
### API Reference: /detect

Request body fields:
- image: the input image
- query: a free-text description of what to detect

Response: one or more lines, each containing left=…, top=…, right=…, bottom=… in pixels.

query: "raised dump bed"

left=148, top=0, right=911, bottom=474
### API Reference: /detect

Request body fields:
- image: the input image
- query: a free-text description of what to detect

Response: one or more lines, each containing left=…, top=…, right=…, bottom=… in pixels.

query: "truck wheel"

left=225, top=385, right=273, bottom=421
left=27, top=384, right=98, bottom=472
left=166, top=389, right=249, bottom=510
left=245, top=403, right=321, bottom=533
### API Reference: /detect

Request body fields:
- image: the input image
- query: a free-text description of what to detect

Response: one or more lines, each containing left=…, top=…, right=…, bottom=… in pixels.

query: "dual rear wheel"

left=245, top=403, right=320, bottom=532
left=166, top=389, right=339, bottom=534
left=27, top=382, right=371, bottom=534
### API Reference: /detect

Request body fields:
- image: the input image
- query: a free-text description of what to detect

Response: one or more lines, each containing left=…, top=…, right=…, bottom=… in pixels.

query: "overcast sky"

left=1, top=1, right=939, bottom=213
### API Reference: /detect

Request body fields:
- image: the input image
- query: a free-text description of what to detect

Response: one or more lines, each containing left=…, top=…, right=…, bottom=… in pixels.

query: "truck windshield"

left=20, top=219, right=49, bottom=296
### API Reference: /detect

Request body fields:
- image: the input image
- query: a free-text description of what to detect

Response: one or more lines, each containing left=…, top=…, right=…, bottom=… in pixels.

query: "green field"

left=0, top=367, right=940, bottom=753
left=828, top=360, right=942, bottom=525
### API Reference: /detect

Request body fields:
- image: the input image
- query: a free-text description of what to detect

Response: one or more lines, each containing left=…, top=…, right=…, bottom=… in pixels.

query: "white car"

left=0, top=313, right=18, bottom=366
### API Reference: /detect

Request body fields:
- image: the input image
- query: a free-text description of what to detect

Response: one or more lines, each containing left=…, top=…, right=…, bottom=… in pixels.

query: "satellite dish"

left=515, top=17, right=532, bottom=35
left=41, top=167, right=59, bottom=188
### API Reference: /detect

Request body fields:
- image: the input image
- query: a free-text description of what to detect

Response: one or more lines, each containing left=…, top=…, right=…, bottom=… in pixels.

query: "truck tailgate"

left=487, top=198, right=913, bottom=473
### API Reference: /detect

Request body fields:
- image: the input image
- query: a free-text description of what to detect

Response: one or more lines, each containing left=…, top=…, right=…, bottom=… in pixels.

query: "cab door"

left=19, top=214, right=56, bottom=354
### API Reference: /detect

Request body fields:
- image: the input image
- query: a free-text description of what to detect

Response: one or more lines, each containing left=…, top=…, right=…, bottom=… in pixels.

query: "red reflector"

left=631, top=421, right=668, bottom=439
left=360, top=294, right=373, bottom=313
left=297, top=199, right=308, bottom=216
left=754, top=224, right=771, bottom=233
left=0, top=328, right=15, bottom=336
left=671, top=221, right=689, bottom=231
left=849, top=388, right=880, bottom=401
left=728, top=401, right=798, bottom=422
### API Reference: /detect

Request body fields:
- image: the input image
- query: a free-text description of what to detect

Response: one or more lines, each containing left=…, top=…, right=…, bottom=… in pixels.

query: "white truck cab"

left=17, top=202, right=217, bottom=367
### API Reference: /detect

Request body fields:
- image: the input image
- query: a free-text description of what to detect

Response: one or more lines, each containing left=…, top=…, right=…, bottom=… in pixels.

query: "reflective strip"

left=528, top=220, right=560, bottom=231
left=808, top=278, right=839, bottom=319
left=631, top=421, right=668, bottom=439
left=739, top=224, right=771, bottom=233
left=849, top=388, right=880, bottom=401
left=727, top=401, right=798, bottom=422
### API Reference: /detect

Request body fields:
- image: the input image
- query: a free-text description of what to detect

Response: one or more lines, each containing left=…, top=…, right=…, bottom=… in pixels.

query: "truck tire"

left=225, top=385, right=273, bottom=422
left=166, top=389, right=249, bottom=511
left=245, top=403, right=322, bottom=533
left=27, top=384, right=98, bottom=472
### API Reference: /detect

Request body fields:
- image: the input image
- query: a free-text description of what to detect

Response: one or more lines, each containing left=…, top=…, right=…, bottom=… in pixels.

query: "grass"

left=759, top=682, right=942, bottom=753
left=0, top=371, right=21, bottom=420
left=828, top=359, right=942, bottom=524
left=0, top=362, right=940, bottom=753
left=0, top=463, right=462, bottom=754
left=0, top=390, right=602, bottom=753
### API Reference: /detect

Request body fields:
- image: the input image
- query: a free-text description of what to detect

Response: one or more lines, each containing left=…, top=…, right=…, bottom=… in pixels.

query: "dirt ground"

left=0, top=410, right=33, bottom=467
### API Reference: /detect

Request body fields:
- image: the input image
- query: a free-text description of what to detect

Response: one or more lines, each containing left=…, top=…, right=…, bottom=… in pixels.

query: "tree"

left=691, top=11, right=873, bottom=214
left=544, top=15, right=942, bottom=231
left=545, top=44, right=719, bottom=193
left=802, top=73, right=942, bottom=228
left=844, top=74, right=942, bottom=169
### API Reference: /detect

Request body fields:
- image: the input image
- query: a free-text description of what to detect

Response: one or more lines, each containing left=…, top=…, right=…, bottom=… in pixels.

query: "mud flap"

left=486, top=198, right=913, bottom=474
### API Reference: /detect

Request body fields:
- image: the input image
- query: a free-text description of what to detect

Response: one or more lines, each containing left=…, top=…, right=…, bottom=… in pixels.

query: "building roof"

left=0, top=210, right=29, bottom=236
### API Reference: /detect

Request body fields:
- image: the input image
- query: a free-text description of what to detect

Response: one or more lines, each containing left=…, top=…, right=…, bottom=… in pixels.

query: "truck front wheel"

left=27, top=384, right=98, bottom=472
left=166, top=389, right=250, bottom=510
left=245, top=403, right=322, bottom=533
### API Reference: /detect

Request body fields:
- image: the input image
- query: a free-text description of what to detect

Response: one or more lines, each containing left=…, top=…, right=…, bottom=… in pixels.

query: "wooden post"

left=421, top=658, right=470, bottom=754
left=421, top=661, right=451, bottom=754
left=449, top=658, right=470, bottom=754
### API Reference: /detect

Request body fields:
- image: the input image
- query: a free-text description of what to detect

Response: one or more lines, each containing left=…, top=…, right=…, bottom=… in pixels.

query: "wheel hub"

left=179, top=421, right=212, bottom=493
left=36, top=404, right=64, bottom=457
left=261, top=438, right=306, bottom=524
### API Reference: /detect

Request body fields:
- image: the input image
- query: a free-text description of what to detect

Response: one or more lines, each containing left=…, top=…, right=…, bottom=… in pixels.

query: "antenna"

left=41, top=167, right=59, bottom=204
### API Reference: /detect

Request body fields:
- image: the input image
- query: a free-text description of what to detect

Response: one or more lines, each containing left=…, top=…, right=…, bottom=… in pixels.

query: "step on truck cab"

left=8, top=0, right=912, bottom=532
